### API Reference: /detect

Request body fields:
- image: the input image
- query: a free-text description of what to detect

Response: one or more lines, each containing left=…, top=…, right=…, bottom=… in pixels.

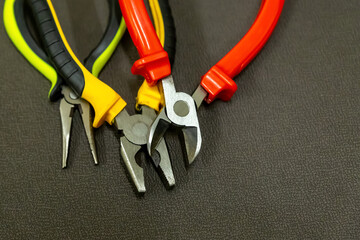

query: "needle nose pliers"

left=119, top=0, right=285, bottom=165
left=4, top=0, right=126, bottom=168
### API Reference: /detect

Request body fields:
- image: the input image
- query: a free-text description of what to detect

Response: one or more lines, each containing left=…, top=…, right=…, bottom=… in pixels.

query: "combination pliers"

left=4, top=0, right=176, bottom=193
left=120, top=0, right=285, bottom=165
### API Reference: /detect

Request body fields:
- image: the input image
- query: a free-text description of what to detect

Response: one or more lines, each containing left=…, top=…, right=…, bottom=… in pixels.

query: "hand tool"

left=116, top=0, right=176, bottom=192
left=119, top=0, right=285, bottom=165
left=5, top=0, right=176, bottom=192
left=119, top=0, right=201, bottom=165
left=4, top=0, right=126, bottom=168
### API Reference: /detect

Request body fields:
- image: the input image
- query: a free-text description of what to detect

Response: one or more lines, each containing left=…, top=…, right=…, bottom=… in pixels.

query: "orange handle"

left=119, top=0, right=171, bottom=85
left=201, top=0, right=285, bottom=103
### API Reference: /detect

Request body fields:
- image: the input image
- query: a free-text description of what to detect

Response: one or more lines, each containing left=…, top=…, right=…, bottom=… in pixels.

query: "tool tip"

left=92, top=155, right=99, bottom=166
left=62, top=154, right=68, bottom=169
left=155, top=139, right=176, bottom=188
left=147, top=110, right=171, bottom=156
left=182, top=126, right=202, bottom=165
left=147, top=141, right=156, bottom=157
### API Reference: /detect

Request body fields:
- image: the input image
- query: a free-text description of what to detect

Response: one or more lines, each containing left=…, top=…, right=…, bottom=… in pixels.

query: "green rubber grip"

left=27, top=0, right=126, bottom=97
left=84, top=0, right=126, bottom=78
left=4, top=0, right=125, bottom=101
left=3, top=0, right=63, bottom=101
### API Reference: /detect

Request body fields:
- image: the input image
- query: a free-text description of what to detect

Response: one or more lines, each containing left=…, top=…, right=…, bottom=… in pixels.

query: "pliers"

left=119, top=0, right=285, bottom=164
left=4, top=0, right=176, bottom=193
left=115, top=0, right=176, bottom=192
left=4, top=0, right=126, bottom=168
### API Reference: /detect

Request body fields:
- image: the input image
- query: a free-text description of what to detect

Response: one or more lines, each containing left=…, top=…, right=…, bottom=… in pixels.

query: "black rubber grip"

left=15, top=0, right=63, bottom=101
left=84, top=0, right=122, bottom=73
left=158, top=0, right=176, bottom=65
left=27, top=0, right=85, bottom=97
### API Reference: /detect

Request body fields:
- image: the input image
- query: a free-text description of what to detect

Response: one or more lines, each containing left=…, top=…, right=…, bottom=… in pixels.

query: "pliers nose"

left=5, top=0, right=125, bottom=168
left=60, top=86, right=98, bottom=168
left=147, top=76, right=201, bottom=164
left=115, top=106, right=175, bottom=193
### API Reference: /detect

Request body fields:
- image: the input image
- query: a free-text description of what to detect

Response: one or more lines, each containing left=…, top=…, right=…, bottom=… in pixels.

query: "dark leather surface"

left=1, top=0, right=360, bottom=239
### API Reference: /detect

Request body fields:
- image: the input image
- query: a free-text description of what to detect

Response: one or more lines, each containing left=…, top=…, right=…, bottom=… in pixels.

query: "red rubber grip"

left=119, top=0, right=171, bottom=86
left=201, top=0, right=285, bottom=103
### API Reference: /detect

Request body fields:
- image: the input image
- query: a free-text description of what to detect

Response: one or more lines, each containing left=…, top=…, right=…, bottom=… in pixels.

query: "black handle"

left=84, top=0, right=122, bottom=74
left=27, top=0, right=85, bottom=97
left=158, top=0, right=176, bottom=65
left=15, top=0, right=63, bottom=101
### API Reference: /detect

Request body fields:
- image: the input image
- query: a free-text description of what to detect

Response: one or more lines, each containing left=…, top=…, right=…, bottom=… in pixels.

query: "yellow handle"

left=136, top=81, right=164, bottom=111
left=47, top=0, right=126, bottom=127
left=135, top=0, right=165, bottom=111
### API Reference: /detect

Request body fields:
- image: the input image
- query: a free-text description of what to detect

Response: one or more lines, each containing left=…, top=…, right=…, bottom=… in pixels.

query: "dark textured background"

left=1, top=0, right=360, bottom=239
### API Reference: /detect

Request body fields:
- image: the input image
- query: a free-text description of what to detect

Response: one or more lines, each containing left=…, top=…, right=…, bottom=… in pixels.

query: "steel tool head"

left=155, top=138, right=175, bottom=187
left=59, top=97, right=74, bottom=168
left=192, top=85, right=208, bottom=109
left=120, top=136, right=145, bottom=192
left=147, top=76, right=202, bottom=164
left=60, top=86, right=98, bottom=167
left=114, top=106, right=175, bottom=192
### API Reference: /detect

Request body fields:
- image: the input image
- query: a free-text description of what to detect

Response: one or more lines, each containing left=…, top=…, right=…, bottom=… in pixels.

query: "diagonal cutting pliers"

left=4, top=0, right=176, bottom=192
left=119, top=0, right=285, bottom=166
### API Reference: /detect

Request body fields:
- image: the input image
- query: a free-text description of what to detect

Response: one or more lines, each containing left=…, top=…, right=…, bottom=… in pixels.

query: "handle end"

left=131, top=51, right=171, bottom=86
left=90, top=96, right=126, bottom=128
left=81, top=73, right=127, bottom=128
left=200, top=66, right=237, bottom=104
left=135, top=81, right=164, bottom=112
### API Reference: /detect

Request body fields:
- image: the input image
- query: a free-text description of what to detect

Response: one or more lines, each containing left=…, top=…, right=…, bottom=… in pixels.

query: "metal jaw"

left=114, top=106, right=175, bottom=193
left=192, top=85, right=208, bottom=109
left=148, top=75, right=202, bottom=164
left=59, top=86, right=98, bottom=168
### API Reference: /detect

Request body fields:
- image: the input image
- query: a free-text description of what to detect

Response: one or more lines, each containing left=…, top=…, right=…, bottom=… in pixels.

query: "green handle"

left=4, top=0, right=126, bottom=100
left=3, top=0, right=62, bottom=101
left=84, top=0, right=127, bottom=78
left=27, top=0, right=126, bottom=97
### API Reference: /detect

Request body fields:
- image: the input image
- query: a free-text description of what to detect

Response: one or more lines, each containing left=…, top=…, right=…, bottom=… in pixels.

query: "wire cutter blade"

left=147, top=76, right=201, bottom=164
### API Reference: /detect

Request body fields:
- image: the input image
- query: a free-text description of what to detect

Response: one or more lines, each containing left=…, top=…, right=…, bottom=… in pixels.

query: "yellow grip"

left=81, top=72, right=126, bottom=127
left=136, top=81, right=164, bottom=112
left=47, top=0, right=126, bottom=127
left=135, top=0, right=165, bottom=111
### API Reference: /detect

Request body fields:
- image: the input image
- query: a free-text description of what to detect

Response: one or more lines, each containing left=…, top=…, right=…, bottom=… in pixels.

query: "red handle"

left=119, top=0, right=171, bottom=86
left=200, top=0, right=285, bottom=103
